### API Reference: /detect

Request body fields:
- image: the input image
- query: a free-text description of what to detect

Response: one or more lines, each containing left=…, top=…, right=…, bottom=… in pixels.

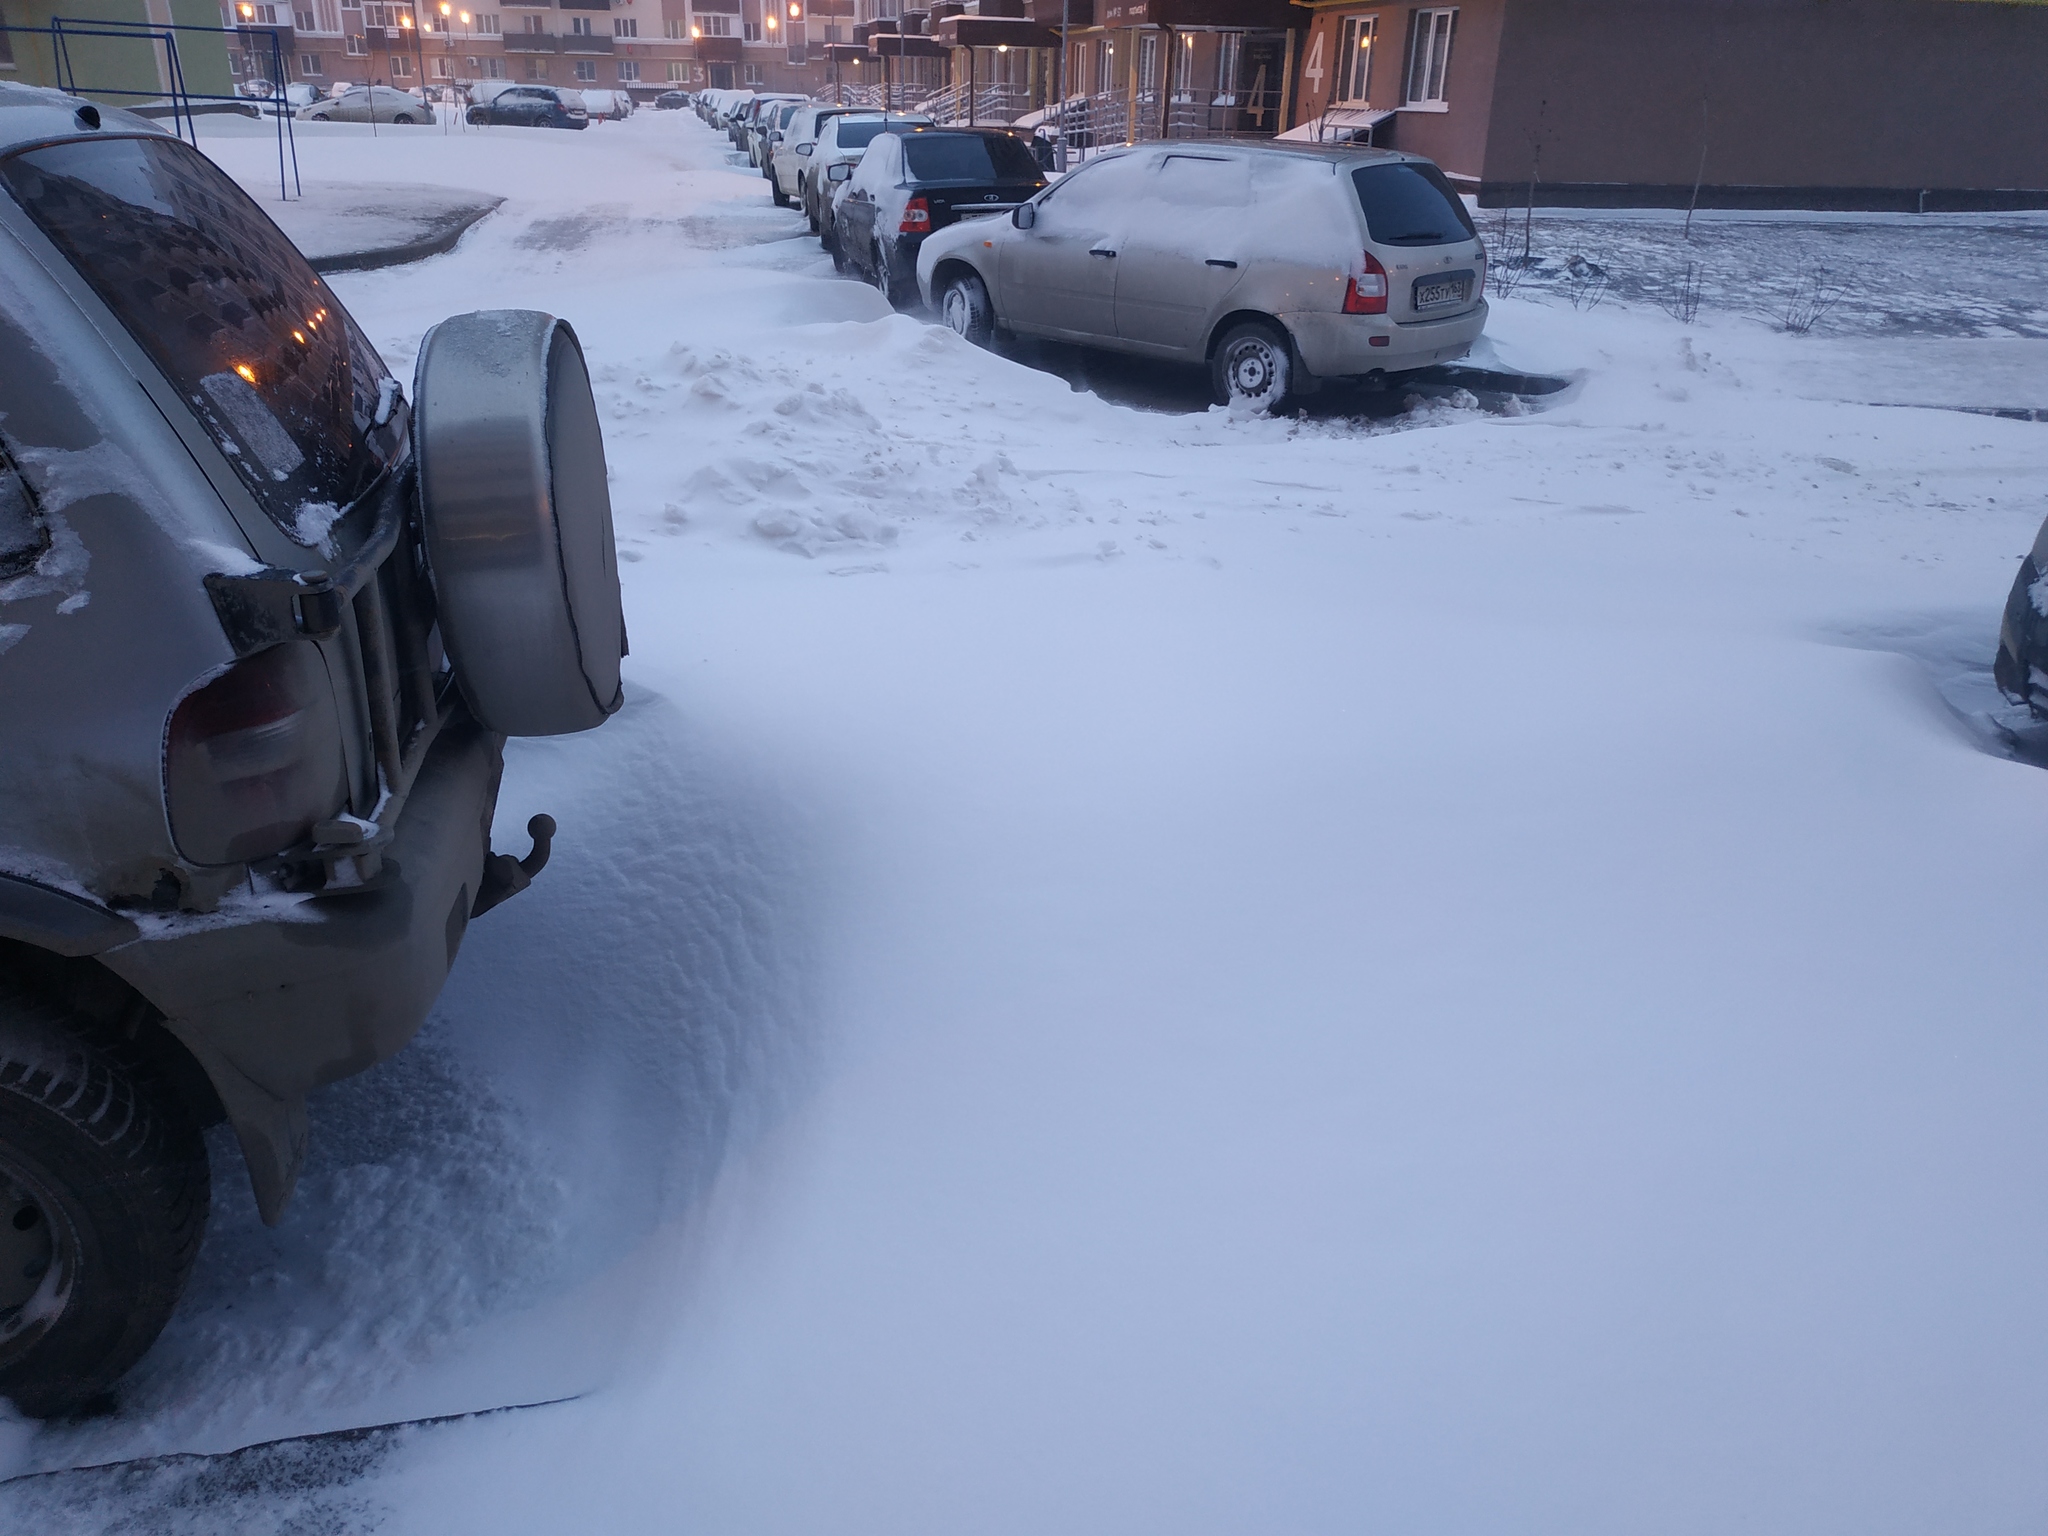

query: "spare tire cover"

left=412, top=310, right=624, bottom=736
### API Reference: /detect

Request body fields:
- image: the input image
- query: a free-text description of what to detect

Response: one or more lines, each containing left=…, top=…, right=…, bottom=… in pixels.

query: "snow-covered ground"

left=6, top=109, right=2048, bottom=1532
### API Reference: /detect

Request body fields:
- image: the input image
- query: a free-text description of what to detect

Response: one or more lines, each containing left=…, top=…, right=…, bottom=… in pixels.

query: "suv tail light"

left=1343, top=251, right=1389, bottom=315
left=165, top=642, right=348, bottom=866
left=899, top=196, right=931, bottom=233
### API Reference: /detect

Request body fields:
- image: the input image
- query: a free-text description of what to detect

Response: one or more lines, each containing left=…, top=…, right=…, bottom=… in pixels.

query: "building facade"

left=1282, top=0, right=2048, bottom=210
left=1, top=0, right=234, bottom=101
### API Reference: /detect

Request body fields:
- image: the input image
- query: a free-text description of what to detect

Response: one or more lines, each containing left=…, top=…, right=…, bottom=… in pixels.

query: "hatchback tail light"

left=899, top=196, right=931, bottom=233
left=165, top=642, right=348, bottom=866
left=1343, top=251, right=1390, bottom=315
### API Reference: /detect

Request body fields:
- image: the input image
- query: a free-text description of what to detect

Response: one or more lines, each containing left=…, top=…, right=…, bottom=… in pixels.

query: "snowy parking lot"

left=6, top=107, right=2048, bottom=1532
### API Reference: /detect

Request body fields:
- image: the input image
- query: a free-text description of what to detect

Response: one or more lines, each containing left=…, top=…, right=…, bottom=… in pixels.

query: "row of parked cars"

left=688, top=90, right=1490, bottom=412
left=282, top=79, right=633, bottom=128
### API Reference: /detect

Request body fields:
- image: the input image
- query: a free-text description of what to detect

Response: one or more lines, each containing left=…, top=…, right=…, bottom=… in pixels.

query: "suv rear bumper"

left=1283, top=300, right=1489, bottom=378
left=103, top=719, right=504, bottom=1223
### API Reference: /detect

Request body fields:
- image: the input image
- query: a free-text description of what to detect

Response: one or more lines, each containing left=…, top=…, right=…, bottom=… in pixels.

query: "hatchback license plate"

left=1412, top=271, right=1473, bottom=311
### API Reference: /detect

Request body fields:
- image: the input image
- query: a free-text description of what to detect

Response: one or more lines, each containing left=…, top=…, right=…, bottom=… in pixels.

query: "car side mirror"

left=796, top=141, right=813, bottom=156
left=827, top=162, right=852, bottom=182
left=1013, top=202, right=1037, bottom=230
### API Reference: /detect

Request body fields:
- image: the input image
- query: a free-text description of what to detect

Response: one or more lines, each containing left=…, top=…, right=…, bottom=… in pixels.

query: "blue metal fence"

left=0, top=17, right=300, bottom=201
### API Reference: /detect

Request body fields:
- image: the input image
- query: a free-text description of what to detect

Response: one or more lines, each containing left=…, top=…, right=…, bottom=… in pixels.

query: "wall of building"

left=1481, top=0, right=2048, bottom=206
left=1285, top=0, right=1502, bottom=178
left=1, top=0, right=233, bottom=99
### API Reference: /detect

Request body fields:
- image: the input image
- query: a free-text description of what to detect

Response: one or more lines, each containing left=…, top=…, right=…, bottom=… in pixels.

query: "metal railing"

left=0, top=17, right=300, bottom=201
left=915, top=79, right=1034, bottom=126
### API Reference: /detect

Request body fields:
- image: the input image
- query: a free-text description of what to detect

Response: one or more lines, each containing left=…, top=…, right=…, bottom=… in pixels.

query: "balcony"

left=501, top=31, right=557, bottom=51
left=560, top=30, right=615, bottom=51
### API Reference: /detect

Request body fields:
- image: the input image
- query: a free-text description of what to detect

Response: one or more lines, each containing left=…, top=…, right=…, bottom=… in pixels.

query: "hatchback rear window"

left=902, top=134, right=1042, bottom=184
left=0, top=134, right=397, bottom=539
left=1350, top=162, right=1476, bottom=247
left=835, top=120, right=892, bottom=150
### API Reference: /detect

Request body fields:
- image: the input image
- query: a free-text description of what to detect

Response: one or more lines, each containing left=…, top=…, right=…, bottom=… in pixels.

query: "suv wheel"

left=1211, top=320, right=1295, bottom=413
left=467, top=106, right=486, bottom=124
left=940, top=271, right=995, bottom=347
left=0, top=979, right=210, bottom=1418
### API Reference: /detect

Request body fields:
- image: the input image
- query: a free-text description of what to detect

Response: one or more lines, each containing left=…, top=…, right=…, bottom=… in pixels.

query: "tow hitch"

left=473, top=813, right=556, bottom=917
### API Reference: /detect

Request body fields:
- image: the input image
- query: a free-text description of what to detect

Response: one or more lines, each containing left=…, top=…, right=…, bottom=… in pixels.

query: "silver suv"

left=916, top=141, right=1489, bottom=411
left=0, top=84, right=624, bottom=1415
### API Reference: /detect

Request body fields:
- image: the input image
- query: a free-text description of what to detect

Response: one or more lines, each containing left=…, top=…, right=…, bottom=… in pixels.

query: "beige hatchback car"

left=915, top=140, right=1488, bottom=410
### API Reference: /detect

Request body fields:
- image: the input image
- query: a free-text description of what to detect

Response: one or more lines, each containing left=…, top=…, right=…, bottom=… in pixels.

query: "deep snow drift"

left=4, top=108, right=2048, bottom=1533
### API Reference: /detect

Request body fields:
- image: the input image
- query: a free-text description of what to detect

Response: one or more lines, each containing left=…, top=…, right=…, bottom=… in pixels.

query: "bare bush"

left=1779, top=264, right=1847, bottom=335
left=1660, top=260, right=1703, bottom=324
left=1564, top=253, right=1611, bottom=311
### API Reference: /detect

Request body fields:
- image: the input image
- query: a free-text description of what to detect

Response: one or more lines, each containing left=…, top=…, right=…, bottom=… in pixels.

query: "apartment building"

left=218, top=0, right=924, bottom=96
left=0, top=0, right=234, bottom=100
left=1282, top=0, right=2048, bottom=211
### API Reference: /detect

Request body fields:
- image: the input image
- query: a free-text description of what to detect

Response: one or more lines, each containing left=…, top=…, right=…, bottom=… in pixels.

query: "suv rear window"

left=1350, top=162, right=1476, bottom=247
left=0, top=134, right=399, bottom=540
left=903, top=133, right=1042, bottom=184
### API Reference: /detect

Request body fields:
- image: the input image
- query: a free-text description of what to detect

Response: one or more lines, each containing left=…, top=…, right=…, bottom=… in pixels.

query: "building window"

left=1405, top=7, right=1454, bottom=105
left=300, top=50, right=323, bottom=71
left=1136, top=30, right=1157, bottom=100
left=1094, top=37, right=1112, bottom=94
left=388, top=52, right=412, bottom=75
left=475, top=11, right=499, bottom=30
left=664, top=18, right=683, bottom=37
left=1213, top=31, right=1239, bottom=103
left=522, top=12, right=543, bottom=29
left=742, top=18, right=761, bottom=40
left=294, top=7, right=315, bottom=27
left=573, top=57, right=596, bottom=78
left=1333, top=14, right=1375, bottom=103
left=613, top=16, right=635, bottom=34
left=569, top=15, right=592, bottom=34
left=617, top=58, right=638, bottom=79
left=431, top=54, right=452, bottom=75
left=695, top=12, right=732, bottom=34
left=482, top=53, right=503, bottom=73
left=526, top=55, right=547, bottom=76
left=666, top=60, right=684, bottom=79
left=346, top=31, right=367, bottom=52
left=741, top=61, right=762, bottom=83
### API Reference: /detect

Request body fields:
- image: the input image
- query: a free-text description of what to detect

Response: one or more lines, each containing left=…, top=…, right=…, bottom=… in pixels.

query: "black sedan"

left=832, top=128, right=1047, bottom=308
left=655, top=90, right=692, bottom=110
left=466, top=85, right=589, bottom=129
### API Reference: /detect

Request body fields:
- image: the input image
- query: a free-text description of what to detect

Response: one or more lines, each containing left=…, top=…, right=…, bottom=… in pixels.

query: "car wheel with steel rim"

left=0, top=979, right=210, bottom=1418
left=1211, top=320, right=1295, bottom=413
left=940, top=271, right=995, bottom=347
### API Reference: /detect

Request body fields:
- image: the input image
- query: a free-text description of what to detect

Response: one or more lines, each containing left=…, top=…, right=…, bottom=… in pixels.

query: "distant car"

left=655, top=90, right=691, bottom=110
left=580, top=88, right=634, bottom=121
left=834, top=127, right=1046, bottom=308
left=751, top=98, right=802, bottom=175
left=297, top=84, right=436, bottom=125
left=466, top=84, right=589, bottom=129
left=916, top=141, right=1490, bottom=411
left=805, top=111, right=933, bottom=237
left=745, top=94, right=806, bottom=168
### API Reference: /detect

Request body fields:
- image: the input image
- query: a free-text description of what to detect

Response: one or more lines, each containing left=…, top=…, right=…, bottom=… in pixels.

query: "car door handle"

left=1205, top=258, right=1238, bottom=268
left=1089, top=248, right=1116, bottom=258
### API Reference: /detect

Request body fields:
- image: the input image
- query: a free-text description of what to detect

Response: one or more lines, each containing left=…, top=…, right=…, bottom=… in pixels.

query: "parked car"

left=1996, top=520, right=2048, bottom=712
left=750, top=98, right=804, bottom=174
left=834, top=126, right=1046, bottom=307
left=0, top=84, right=625, bottom=1415
left=297, top=84, right=436, bottom=125
left=467, top=83, right=589, bottom=129
left=805, top=111, right=934, bottom=238
left=723, top=92, right=760, bottom=147
left=655, top=90, right=692, bottom=110
left=916, top=141, right=1489, bottom=411
left=772, top=103, right=904, bottom=214
left=580, top=88, right=634, bottom=121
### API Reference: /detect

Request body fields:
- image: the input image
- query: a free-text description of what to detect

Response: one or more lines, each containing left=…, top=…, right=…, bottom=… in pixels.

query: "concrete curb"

left=308, top=199, right=505, bottom=274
